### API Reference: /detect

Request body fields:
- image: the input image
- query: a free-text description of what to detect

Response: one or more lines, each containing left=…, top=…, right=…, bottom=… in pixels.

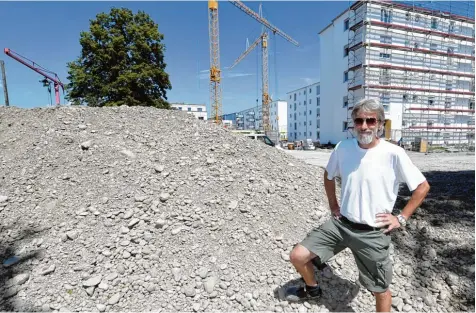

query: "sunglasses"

left=354, top=118, right=378, bottom=126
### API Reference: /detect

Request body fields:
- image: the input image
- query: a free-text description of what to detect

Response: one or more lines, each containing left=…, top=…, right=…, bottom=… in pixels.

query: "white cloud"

left=198, top=71, right=254, bottom=80
left=301, top=77, right=314, bottom=85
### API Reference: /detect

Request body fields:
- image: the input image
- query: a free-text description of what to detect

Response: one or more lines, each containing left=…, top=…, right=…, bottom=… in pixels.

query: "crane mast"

left=4, top=48, right=64, bottom=106
left=208, top=0, right=222, bottom=124
left=228, top=0, right=298, bottom=131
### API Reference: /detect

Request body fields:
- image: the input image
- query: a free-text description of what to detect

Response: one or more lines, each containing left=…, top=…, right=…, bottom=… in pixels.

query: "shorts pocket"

left=376, top=258, right=393, bottom=290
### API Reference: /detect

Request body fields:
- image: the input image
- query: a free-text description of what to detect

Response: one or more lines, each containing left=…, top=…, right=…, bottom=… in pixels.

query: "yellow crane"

left=208, top=0, right=222, bottom=124
left=228, top=0, right=299, bottom=131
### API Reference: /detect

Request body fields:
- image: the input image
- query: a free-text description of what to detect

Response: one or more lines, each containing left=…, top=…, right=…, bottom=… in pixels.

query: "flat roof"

left=318, top=7, right=350, bottom=35
left=286, top=82, right=320, bottom=94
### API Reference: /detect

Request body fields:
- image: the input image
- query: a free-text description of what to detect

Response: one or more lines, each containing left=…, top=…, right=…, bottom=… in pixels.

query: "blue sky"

left=1, top=1, right=355, bottom=114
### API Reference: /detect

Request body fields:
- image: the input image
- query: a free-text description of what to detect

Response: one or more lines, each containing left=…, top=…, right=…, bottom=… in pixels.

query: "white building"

left=286, top=82, right=321, bottom=142
left=170, top=103, right=207, bottom=120
left=319, top=1, right=475, bottom=147
left=222, top=101, right=288, bottom=138
left=269, top=100, right=288, bottom=140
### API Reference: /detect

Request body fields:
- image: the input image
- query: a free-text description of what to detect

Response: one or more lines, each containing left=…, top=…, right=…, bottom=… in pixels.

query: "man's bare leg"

left=289, top=244, right=318, bottom=286
left=374, top=289, right=392, bottom=312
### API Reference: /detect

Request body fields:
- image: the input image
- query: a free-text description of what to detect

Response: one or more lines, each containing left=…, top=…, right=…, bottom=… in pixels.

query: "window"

left=294, top=103, right=296, bottom=111
left=381, top=9, right=392, bottom=23
left=304, top=89, right=306, bottom=95
left=304, top=121, right=307, bottom=126
left=309, top=99, right=312, bottom=104
left=294, top=113, right=296, bottom=120
left=316, top=98, right=320, bottom=106
left=294, top=93, right=296, bottom=101
left=178, top=107, right=182, bottom=110
left=187, top=107, right=192, bottom=112
left=289, top=95, right=292, bottom=99
left=309, top=132, right=312, bottom=137
left=198, top=117, right=204, bottom=120
left=379, top=52, right=391, bottom=59
left=403, top=94, right=409, bottom=102
left=304, top=100, right=306, bottom=105
left=316, top=86, right=320, bottom=94
left=446, top=80, right=453, bottom=90
left=342, top=121, right=348, bottom=132
left=415, top=14, right=420, bottom=22
left=380, top=35, right=392, bottom=44
left=309, top=88, right=312, bottom=93
left=431, top=18, right=438, bottom=29
left=344, top=18, right=349, bottom=31
left=343, top=95, right=348, bottom=108
left=309, top=121, right=312, bottom=126
left=344, top=44, right=349, bottom=57
left=428, top=96, right=435, bottom=105
left=380, top=92, right=390, bottom=104
left=197, top=108, right=203, bottom=112
left=430, top=43, right=438, bottom=51
left=470, top=100, right=475, bottom=110
left=309, top=110, right=312, bottom=115
left=414, top=42, right=419, bottom=49
left=449, top=21, right=455, bottom=33
left=344, top=71, right=349, bottom=82
left=447, top=47, right=454, bottom=54
left=294, top=123, right=297, bottom=130
left=405, top=12, right=411, bottom=21
left=445, top=97, right=452, bottom=108
left=427, top=120, right=434, bottom=126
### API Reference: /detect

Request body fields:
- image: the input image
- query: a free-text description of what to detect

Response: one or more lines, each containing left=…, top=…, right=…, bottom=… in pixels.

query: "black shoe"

left=285, top=285, right=322, bottom=302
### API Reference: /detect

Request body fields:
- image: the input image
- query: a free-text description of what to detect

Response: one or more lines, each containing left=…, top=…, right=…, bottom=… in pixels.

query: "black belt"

left=340, top=216, right=382, bottom=231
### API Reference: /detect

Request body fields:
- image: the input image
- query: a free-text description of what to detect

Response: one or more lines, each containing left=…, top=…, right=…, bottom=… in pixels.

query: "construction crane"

left=228, top=0, right=298, bottom=131
left=4, top=48, right=64, bottom=106
left=208, top=0, right=222, bottom=124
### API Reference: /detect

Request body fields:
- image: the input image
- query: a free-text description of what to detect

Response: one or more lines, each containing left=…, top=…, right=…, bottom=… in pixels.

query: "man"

left=286, top=98, right=430, bottom=312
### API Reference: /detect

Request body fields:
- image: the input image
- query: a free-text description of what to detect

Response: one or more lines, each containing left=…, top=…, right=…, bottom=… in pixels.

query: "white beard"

left=354, top=128, right=378, bottom=145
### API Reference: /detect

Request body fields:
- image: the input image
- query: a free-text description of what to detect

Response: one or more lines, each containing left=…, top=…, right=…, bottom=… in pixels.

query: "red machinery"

left=4, top=48, right=64, bottom=105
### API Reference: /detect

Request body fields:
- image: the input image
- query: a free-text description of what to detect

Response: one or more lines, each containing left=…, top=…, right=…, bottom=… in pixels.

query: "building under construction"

left=320, top=0, right=475, bottom=151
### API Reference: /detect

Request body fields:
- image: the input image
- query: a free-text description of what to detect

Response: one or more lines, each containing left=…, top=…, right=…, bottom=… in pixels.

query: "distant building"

left=221, top=100, right=288, bottom=139
left=170, top=103, right=207, bottom=120
left=319, top=1, right=475, bottom=147
left=286, top=82, right=321, bottom=142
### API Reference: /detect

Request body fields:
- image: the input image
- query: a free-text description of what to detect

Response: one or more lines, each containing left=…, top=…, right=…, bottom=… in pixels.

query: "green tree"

left=66, top=8, right=172, bottom=108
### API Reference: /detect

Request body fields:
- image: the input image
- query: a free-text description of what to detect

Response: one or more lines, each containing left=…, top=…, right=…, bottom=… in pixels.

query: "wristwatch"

left=397, top=214, right=407, bottom=227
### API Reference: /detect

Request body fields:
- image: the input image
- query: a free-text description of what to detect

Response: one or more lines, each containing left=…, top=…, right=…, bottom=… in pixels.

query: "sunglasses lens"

left=367, top=118, right=377, bottom=126
left=354, top=118, right=377, bottom=126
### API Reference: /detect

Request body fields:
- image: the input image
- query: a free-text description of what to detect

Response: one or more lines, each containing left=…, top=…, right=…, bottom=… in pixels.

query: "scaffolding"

left=346, top=0, right=475, bottom=151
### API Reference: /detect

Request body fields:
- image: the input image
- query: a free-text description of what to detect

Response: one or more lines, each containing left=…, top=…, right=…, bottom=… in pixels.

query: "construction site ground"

left=0, top=106, right=474, bottom=312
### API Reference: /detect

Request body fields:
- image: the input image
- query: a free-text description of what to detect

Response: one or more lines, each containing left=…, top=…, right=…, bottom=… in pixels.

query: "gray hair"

left=351, top=98, right=385, bottom=136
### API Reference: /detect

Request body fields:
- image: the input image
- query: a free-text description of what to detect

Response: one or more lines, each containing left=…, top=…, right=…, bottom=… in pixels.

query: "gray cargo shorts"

left=300, top=217, right=392, bottom=293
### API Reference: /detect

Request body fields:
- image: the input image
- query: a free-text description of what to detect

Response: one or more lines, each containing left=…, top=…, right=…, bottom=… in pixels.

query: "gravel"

left=0, top=105, right=473, bottom=312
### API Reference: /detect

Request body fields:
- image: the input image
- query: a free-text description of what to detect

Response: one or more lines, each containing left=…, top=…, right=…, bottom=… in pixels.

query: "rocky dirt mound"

left=0, top=106, right=329, bottom=312
left=0, top=106, right=474, bottom=313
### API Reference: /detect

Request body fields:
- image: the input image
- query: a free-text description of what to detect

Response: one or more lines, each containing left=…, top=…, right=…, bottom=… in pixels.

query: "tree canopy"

left=66, top=8, right=172, bottom=108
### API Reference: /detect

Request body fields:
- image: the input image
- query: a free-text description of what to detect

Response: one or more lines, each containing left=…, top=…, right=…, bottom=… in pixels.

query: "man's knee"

left=373, top=289, right=391, bottom=299
left=289, top=244, right=314, bottom=266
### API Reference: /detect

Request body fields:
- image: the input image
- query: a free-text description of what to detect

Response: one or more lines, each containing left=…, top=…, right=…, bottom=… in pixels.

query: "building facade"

left=221, top=100, right=288, bottom=139
left=286, top=82, right=321, bottom=142
left=320, top=1, right=475, bottom=148
left=170, top=103, right=207, bottom=120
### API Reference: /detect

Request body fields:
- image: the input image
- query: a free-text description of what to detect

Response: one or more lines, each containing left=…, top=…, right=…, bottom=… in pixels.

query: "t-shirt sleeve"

left=396, top=149, right=426, bottom=191
left=325, top=142, right=341, bottom=180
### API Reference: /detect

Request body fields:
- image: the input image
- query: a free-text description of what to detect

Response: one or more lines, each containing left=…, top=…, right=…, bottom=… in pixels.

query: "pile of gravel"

left=0, top=106, right=473, bottom=313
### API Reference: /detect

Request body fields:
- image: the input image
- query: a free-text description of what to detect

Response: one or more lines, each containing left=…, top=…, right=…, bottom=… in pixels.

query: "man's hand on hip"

left=331, top=205, right=342, bottom=220
left=375, top=213, right=400, bottom=233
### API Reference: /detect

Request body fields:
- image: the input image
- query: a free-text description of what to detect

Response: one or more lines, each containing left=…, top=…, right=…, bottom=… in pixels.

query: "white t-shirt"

left=325, top=138, right=426, bottom=227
